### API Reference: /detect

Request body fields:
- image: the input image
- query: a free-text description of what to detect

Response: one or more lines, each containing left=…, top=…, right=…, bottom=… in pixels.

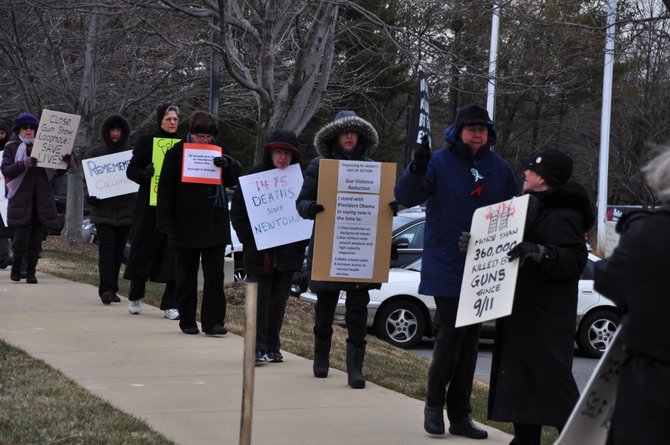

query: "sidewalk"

left=0, top=271, right=512, bottom=444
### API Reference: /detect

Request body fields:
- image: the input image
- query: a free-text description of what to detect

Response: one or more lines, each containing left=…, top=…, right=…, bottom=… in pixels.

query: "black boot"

left=26, top=257, right=38, bottom=284
left=313, top=331, right=331, bottom=378
left=346, top=341, right=366, bottom=389
left=10, top=255, right=23, bottom=282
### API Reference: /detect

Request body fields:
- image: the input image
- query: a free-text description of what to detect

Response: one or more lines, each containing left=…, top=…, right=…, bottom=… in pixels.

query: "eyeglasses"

left=20, top=125, right=37, bottom=130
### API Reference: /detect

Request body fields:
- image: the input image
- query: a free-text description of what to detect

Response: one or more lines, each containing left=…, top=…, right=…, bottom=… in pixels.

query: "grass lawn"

left=0, top=237, right=559, bottom=444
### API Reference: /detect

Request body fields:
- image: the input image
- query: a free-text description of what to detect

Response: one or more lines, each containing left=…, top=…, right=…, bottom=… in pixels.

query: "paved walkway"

left=0, top=271, right=512, bottom=444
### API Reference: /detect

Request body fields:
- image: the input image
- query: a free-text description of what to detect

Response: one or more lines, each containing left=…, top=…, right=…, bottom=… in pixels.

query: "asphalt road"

left=409, top=339, right=599, bottom=392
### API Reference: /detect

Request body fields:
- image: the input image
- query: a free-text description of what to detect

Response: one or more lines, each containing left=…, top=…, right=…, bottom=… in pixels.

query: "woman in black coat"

left=594, top=149, right=670, bottom=445
left=157, top=111, right=241, bottom=336
left=231, top=129, right=307, bottom=362
left=123, top=104, right=181, bottom=318
left=488, top=149, right=594, bottom=445
left=295, top=110, right=380, bottom=389
left=84, top=114, right=136, bottom=304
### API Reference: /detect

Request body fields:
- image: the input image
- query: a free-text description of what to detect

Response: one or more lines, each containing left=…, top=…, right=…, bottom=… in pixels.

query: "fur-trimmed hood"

left=313, top=110, right=378, bottom=157
left=100, top=114, right=130, bottom=151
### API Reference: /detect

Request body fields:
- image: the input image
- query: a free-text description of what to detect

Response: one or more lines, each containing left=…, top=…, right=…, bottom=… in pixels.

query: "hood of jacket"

left=532, top=181, right=595, bottom=232
left=101, top=114, right=130, bottom=151
left=313, top=112, right=378, bottom=158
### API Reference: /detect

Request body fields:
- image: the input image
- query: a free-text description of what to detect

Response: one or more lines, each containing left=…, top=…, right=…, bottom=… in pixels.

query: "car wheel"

left=374, top=299, right=426, bottom=349
left=577, top=309, right=620, bottom=358
left=234, top=268, right=248, bottom=282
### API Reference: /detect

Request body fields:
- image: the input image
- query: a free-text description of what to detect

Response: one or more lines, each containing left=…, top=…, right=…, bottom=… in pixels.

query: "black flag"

left=405, top=67, right=431, bottom=167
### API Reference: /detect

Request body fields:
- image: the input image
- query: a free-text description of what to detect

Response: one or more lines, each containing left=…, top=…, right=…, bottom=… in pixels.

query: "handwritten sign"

left=312, top=159, right=396, bottom=283
left=455, top=194, right=529, bottom=327
left=150, top=137, right=180, bottom=206
left=32, top=109, right=81, bottom=169
left=238, top=163, right=312, bottom=250
left=83, top=150, right=139, bottom=199
left=181, top=143, right=222, bottom=184
left=556, top=330, right=623, bottom=445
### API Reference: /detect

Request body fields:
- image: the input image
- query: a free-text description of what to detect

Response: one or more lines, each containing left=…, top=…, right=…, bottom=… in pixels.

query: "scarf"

left=7, top=135, right=34, bottom=199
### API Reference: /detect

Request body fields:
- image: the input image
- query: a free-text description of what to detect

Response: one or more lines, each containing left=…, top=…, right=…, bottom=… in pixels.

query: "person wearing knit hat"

left=1, top=112, right=70, bottom=283
left=488, top=148, right=594, bottom=444
left=395, top=103, right=517, bottom=439
left=0, top=122, right=9, bottom=150
left=296, top=110, right=393, bottom=389
left=231, top=128, right=307, bottom=363
left=124, top=104, right=181, bottom=316
left=157, top=110, right=242, bottom=336
left=83, top=114, right=136, bottom=305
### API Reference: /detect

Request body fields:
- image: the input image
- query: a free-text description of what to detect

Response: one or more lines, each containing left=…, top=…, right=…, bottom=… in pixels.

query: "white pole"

left=597, top=0, right=617, bottom=254
left=486, top=2, right=500, bottom=121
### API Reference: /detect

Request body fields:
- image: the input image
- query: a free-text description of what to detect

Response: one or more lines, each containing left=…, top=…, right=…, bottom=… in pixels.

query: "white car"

left=299, top=253, right=619, bottom=358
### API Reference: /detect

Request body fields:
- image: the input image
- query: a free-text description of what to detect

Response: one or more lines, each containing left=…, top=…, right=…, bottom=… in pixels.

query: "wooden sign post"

left=239, top=282, right=258, bottom=445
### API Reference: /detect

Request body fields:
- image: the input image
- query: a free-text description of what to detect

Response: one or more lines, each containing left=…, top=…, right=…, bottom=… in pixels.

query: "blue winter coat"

left=395, top=142, right=517, bottom=297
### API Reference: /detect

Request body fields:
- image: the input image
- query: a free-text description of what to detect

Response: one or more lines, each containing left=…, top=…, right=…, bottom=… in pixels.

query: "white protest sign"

left=455, top=194, right=529, bottom=328
left=337, top=160, right=381, bottom=194
left=33, top=109, right=81, bottom=169
left=555, top=330, right=623, bottom=445
left=83, top=150, right=138, bottom=199
left=181, top=143, right=222, bottom=184
left=238, top=163, right=313, bottom=250
left=0, top=170, right=7, bottom=225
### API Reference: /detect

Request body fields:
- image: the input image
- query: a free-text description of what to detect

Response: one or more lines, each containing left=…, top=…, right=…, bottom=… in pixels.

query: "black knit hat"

left=454, top=104, right=492, bottom=134
left=0, top=122, right=9, bottom=133
left=188, top=111, right=218, bottom=136
left=264, top=129, right=301, bottom=161
left=521, top=148, right=573, bottom=186
left=12, top=112, right=39, bottom=133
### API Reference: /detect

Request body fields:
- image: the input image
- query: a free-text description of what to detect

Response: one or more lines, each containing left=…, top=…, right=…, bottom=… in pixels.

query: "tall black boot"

left=10, top=255, right=23, bottom=282
left=346, top=341, right=366, bottom=389
left=26, top=257, right=38, bottom=284
left=313, top=331, right=332, bottom=378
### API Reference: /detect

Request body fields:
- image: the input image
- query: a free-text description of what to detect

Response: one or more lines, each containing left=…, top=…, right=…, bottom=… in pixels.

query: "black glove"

left=507, top=242, right=546, bottom=266
left=309, top=203, right=325, bottom=219
left=142, top=163, right=155, bottom=180
left=214, top=155, right=234, bottom=168
left=410, top=135, right=431, bottom=175
left=86, top=196, right=101, bottom=205
left=389, top=201, right=398, bottom=216
left=458, top=232, right=471, bottom=252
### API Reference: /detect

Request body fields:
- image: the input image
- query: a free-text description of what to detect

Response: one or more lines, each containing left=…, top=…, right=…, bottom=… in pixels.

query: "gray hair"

left=642, top=148, right=670, bottom=205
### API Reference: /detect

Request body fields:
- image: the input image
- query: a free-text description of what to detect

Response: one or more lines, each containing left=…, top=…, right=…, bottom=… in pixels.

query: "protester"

left=487, top=148, right=594, bottom=445
left=395, top=104, right=517, bottom=438
left=0, top=122, right=13, bottom=269
left=84, top=114, right=136, bottom=304
left=296, top=110, right=393, bottom=389
left=1, top=112, right=72, bottom=283
left=231, top=129, right=308, bottom=362
left=124, top=104, right=180, bottom=318
left=593, top=148, right=670, bottom=445
left=157, top=111, right=241, bottom=336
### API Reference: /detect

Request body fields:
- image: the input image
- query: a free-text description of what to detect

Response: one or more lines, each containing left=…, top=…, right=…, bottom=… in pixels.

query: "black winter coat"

left=122, top=129, right=180, bottom=282
left=83, top=114, right=136, bottom=227
left=1, top=134, right=60, bottom=229
left=488, top=182, right=595, bottom=428
left=231, top=162, right=307, bottom=275
left=593, top=210, right=670, bottom=445
left=157, top=141, right=241, bottom=248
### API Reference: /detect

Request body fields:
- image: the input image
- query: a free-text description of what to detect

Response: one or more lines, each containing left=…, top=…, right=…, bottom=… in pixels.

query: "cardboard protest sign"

left=32, top=110, right=81, bottom=169
left=312, top=159, right=396, bottom=283
left=555, top=330, right=623, bottom=445
left=83, top=150, right=138, bottom=199
left=150, top=137, right=180, bottom=206
left=238, top=163, right=312, bottom=250
left=455, top=194, right=530, bottom=328
left=181, top=143, right=222, bottom=184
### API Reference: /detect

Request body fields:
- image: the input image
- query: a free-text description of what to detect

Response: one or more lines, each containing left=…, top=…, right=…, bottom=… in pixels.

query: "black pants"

left=175, top=246, right=226, bottom=332
left=511, top=423, right=542, bottom=445
left=0, top=238, right=10, bottom=261
left=128, top=279, right=177, bottom=310
left=96, top=224, right=130, bottom=296
left=314, top=289, right=369, bottom=345
left=12, top=208, right=43, bottom=258
left=249, top=270, right=293, bottom=353
left=425, top=297, right=482, bottom=422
